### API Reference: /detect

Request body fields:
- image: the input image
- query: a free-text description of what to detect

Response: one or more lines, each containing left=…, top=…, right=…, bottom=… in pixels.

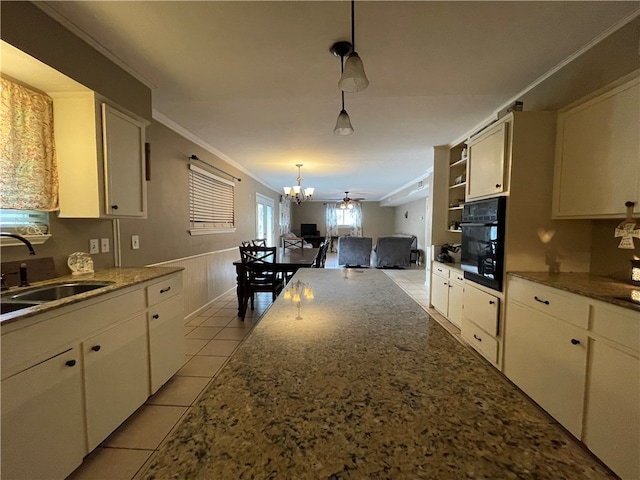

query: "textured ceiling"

left=35, top=1, right=640, bottom=201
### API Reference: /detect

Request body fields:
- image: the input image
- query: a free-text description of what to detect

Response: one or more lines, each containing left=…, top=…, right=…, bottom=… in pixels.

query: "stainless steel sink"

left=3, top=281, right=115, bottom=303
left=0, top=300, right=41, bottom=315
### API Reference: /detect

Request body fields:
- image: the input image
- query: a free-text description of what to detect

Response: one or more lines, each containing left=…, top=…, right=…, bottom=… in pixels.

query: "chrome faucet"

left=0, top=232, right=36, bottom=255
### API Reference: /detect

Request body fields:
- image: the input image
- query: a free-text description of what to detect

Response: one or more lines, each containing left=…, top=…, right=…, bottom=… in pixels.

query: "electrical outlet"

left=89, top=239, right=99, bottom=254
left=100, top=238, right=110, bottom=253
left=131, top=235, right=140, bottom=250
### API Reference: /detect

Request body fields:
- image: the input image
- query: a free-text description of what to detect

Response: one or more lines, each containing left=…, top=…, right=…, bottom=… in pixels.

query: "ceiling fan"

left=337, top=191, right=365, bottom=209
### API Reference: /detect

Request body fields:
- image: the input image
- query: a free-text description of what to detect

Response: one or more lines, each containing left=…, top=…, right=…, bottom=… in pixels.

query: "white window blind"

left=189, top=164, right=235, bottom=235
left=0, top=209, right=50, bottom=234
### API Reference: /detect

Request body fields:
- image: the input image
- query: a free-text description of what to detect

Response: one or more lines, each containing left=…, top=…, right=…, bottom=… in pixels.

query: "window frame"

left=336, top=208, right=355, bottom=227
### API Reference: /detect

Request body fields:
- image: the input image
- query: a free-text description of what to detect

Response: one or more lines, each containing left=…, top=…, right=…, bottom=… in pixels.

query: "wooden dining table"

left=233, top=247, right=319, bottom=317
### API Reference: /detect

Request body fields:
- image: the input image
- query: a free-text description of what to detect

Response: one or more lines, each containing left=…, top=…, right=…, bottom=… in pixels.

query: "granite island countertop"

left=509, top=271, right=640, bottom=312
left=0, top=266, right=183, bottom=325
left=140, top=268, right=615, bottom=479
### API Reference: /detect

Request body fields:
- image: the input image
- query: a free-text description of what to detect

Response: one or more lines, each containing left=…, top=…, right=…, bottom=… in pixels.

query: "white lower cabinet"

left=505, top=275, right=640, bottom=479
left=0, top=271, right=184, bottom=480
left=503, top=301, right=587, bottom=437
left=461, top=283, right=500, bottom=365
left=148, top=294, right=185, bottom=394
left=430, top=262, right=464, bottom=328
left=83, top=314, right=149, bottom=451
left=1, top=347, right=85, bottom=480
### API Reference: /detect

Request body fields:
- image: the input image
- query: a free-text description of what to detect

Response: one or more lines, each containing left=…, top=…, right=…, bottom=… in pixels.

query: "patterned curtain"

left=325, top=203, right=339, bottom=236
left=279, top=196, right=291, bottom=234
left=350, top=202, right=363, bottom=237
left=0, top=77, right=59, bottom=211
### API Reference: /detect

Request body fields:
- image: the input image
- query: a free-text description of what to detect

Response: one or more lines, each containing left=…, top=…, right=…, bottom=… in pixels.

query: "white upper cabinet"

left=467, top=120, right=509, bottom=200
left=53, top=92, right=147, bottom=219
left=553, top=74, right=640, bottom=218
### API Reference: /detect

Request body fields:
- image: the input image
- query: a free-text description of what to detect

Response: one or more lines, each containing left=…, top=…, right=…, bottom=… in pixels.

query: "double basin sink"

left=1, top=281, right=115, bottom=316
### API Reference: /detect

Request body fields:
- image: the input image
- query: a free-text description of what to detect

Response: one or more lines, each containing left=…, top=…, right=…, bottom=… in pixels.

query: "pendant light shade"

left=334, top=109, right=354, bottom=136
left=339, top=52, right=369, bottom=93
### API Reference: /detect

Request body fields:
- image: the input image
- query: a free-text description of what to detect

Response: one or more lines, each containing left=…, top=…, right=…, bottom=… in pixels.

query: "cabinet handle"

left=489, top=300, right=495, bottom=305
left=65, top=359, right=77, bottom=367
left=111, top=205, right=119, bottom=210
left=570, top=338, right=580, bottom=345
left=495, top=184, right=501, bottom=189
left=534, top=296, right=550, bottom=305
left=160, top=286, right=171, bottom=294
left=473, top=334, right=482, bottom=342
left=91, top=345, right=101, bottom=352
left=152, top=314, right=160, bottom=319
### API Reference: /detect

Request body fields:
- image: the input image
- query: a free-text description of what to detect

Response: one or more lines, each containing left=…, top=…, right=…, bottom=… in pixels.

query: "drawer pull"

left=489, top=300, right=495, bottom=305
left=570, top=338, right=580, bottom=345
left=91, top=345, right=101, bottom=352
left=65, top=359, right=77, bottom=367
left=473, top=334, right=482, bottom=342
left=495, top=184, right=502, bottom=189
left=160, top=286, right=172, bottom=294
left=111, top=204, right=119, bottom=210
left=152, top=314, right=160, bottom=319
left=534, top=296, right=550, bottom=305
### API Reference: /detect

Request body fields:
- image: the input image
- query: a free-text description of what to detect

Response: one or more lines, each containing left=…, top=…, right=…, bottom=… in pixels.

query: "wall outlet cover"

left=100, top=238, right=110, bottom=253
left=89, top=239, right=99, bottom=254
left=131, top=235, right=140, bottom=250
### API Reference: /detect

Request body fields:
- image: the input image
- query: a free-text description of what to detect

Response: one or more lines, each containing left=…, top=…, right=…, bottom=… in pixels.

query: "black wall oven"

left=460, top=197, right=506, bottom=292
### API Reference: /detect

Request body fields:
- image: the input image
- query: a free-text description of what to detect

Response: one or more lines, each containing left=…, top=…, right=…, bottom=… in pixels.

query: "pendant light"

left=339, top=0, right=369, bottom=93
left=331, top=41, right=354, bottom=136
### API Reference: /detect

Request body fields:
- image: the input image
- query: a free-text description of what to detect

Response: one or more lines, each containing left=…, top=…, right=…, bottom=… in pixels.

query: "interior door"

left=256, top=193, right=275, bottom=246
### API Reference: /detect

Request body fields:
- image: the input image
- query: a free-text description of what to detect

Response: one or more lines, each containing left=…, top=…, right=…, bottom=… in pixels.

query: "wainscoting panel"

left=150, top=248, right=238, bottom=320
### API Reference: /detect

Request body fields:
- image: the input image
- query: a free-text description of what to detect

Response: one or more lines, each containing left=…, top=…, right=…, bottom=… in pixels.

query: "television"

left=300, top=223, right=319, bottom=237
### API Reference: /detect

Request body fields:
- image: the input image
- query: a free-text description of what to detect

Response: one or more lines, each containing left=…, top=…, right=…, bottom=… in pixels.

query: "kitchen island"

left=141, top=268, right=614, bottom=479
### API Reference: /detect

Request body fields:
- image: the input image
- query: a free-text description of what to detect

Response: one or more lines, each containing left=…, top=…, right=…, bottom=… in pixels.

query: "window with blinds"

left=189, top=164, right=236, bottom=235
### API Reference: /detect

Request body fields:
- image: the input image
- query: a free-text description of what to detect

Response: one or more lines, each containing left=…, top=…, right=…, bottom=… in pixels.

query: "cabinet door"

left=1, top=347, right=85, bottom=480
left=462, top=284, right=499, bottom=335
left=503, top=302, right=587, bottom=437
left=83, top=314, right=149, bottom=451
left=430, top=272, right=450, bottom=317
left=467, top=121, right=508, bottom=199
left=148, top=294, right=185, bottom=394
left=448, top=280, right=464, bottom=328
left=583, top=341, right=639, bottom=480
left=553, top=76, right=639, bottom=218
left=102, top=103, right=147, bottom=218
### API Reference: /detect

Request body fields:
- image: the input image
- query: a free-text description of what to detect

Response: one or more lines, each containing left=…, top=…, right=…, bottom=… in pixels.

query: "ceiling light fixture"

left=339, top=0, right=369, bottom=93
left=331, top=41, right=355, bottom=136
left=283, top=164, right=314, bottom=205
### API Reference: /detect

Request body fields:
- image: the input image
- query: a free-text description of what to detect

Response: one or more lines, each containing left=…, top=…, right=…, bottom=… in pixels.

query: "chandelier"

left=283, top=164, right=314, bottom=205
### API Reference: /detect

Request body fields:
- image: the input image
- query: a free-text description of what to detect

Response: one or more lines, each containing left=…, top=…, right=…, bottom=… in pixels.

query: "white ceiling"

left=29, top=2, right=640, bottom=201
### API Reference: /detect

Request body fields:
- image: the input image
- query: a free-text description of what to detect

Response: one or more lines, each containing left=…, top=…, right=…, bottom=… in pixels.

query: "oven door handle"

left=460, top=222, right=497, bottom=227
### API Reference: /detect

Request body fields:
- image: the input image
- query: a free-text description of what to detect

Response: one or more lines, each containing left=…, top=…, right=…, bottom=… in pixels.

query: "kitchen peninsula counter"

left=0, top=266, right=183, bottom=325
left=509, top=271, right=640, bottom=312
left=141, top=268, right=614, bottom=479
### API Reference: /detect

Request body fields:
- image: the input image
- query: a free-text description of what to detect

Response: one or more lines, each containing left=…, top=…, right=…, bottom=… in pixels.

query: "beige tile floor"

left=66, top=255, right=437, bottom=480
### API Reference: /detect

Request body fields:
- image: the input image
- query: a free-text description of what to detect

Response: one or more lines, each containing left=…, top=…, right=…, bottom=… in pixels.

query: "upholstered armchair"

left=374, top=236, right=414, bottom=268
left=337, top=236, right=373, bottom=267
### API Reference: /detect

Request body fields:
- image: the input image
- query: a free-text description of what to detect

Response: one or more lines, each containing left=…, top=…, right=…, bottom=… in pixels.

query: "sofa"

left=374, top=235, right=415, bottom=268
left=337, top=236, right=373, bottom=267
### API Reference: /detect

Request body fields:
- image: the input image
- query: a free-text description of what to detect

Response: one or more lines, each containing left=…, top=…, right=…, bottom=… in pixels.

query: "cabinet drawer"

left=463, top=284, right=499, bottom=336
left=146, top=274, right=182, bottom=307
left=462, top=318, right=498, bottom=364
left=508, top=277, right=588, bottom=329
left=432, top=264, right=450, bottom=278
left=591, top=300, right=640, bottom=352
left=451, top=271, right=465, bottom=284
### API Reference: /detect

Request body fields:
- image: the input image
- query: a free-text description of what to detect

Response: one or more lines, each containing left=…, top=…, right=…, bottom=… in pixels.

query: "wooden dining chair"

left=251, top=238, right=267, bottom=246
left=238, top=246, right=284, bottom=320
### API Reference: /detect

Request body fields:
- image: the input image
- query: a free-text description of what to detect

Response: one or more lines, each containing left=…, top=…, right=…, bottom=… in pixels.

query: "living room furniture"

left=337, top=236, right=372, bottom=267
left=374, top=236, right=414, bottom=268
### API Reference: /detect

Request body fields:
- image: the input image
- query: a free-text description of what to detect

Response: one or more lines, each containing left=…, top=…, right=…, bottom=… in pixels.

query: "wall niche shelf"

left=447, top=142, right=468, bottom=232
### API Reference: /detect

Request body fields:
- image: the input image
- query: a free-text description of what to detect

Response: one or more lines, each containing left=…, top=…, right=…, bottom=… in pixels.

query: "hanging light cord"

left=351, top=0, right=356, bottom=51
left=340, top=55, right=346, bottom=110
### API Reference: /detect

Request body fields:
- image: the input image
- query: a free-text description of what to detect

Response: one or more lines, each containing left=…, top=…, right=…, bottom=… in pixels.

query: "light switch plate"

left=131, top=235, right=140, bottom=250
left=100, top=238, right=110, bottom=253
left=89, top=239, right=99, bottom=254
